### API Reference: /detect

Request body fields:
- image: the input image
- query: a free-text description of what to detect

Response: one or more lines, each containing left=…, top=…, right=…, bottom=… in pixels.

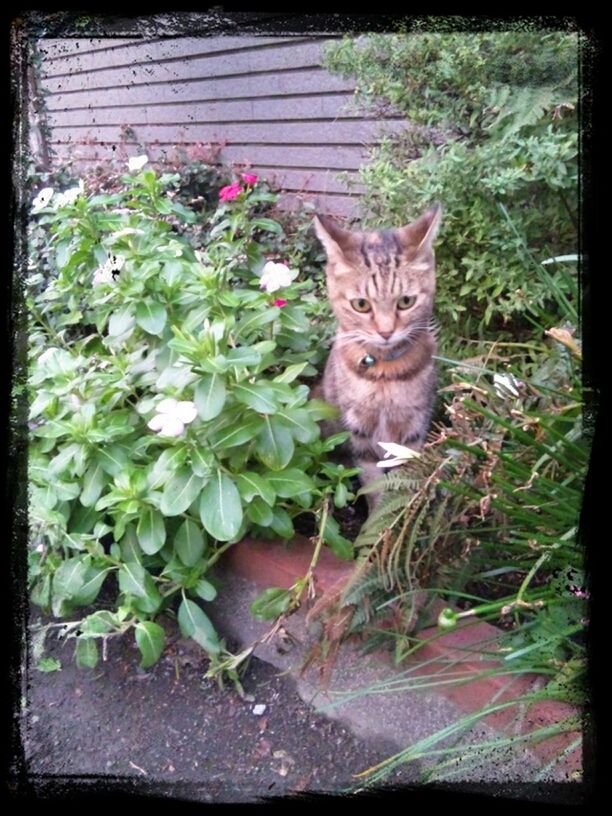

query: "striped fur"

left=313, top=205, right=442, bottom=507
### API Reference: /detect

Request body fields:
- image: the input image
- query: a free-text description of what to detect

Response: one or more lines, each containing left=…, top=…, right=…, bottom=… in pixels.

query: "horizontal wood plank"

left=38, top=38, right=144, bottom=60
left=219, top=144, right=369, bottom=170
left=45, top=93, right=367, bottom=127
left=277, top=192, right=360, bottom=219
left=40, top=36, right=317, bottom=74
left=250, top=167, right=364, bottom=195
left=49, top=119, right=405, bottom=145
left=41, top=40, right=331, bottom=94
left=44, top=70, right=355, bottom=110
left=49, top=142, right=371, bottom=172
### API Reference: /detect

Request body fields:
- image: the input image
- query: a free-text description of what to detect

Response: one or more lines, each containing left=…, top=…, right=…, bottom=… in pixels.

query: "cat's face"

left=314, top=205, right=441, bottom=350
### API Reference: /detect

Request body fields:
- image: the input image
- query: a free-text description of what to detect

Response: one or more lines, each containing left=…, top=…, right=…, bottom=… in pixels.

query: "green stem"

left=205, top=540, right=237, bottom=569
left=30, top=307, right=70, bottom=349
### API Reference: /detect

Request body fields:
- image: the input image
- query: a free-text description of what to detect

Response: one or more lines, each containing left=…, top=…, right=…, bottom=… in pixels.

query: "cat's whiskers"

left=336, top=330, right=369, bottom=347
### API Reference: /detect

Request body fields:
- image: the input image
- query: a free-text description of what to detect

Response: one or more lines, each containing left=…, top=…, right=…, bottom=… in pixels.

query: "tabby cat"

left=313, top=204, right=442, bottom=506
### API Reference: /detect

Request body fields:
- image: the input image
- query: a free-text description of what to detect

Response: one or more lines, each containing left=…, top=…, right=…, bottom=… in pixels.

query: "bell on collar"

left=360, top=353, right=376, bottom=367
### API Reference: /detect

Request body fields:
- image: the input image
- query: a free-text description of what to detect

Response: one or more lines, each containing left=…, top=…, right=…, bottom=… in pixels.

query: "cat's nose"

left=378, top=330, right=393, bottom=340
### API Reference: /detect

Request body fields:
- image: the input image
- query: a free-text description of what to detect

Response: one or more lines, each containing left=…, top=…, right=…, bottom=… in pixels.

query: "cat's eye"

left=397, top=295, right=417, bottom=310
left=350, top=298, right=372, bottom=313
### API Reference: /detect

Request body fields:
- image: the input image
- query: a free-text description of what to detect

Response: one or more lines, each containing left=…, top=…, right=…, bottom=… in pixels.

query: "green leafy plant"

left=27, top=159, right=354, bottom=673
left=323, top=30, right=579, bottom=340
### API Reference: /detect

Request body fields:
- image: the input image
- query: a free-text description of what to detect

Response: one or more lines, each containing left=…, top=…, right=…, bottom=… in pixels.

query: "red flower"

left=241, top=173, right=258, bottom=185
left=273, top=299, right=288, bottom=307
left=219, top=183, right=242, bottom=202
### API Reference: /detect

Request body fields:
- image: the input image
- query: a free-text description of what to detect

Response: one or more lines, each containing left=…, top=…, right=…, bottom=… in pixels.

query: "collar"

left=360, top=341, right=412, bottom=368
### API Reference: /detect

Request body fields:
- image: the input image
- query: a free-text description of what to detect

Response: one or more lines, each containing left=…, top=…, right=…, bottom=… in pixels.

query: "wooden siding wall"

left=37, top=36, right=405, bottom=217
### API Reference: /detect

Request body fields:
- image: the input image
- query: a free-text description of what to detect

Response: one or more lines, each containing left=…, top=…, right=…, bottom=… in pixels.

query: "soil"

left=295, top=492, right=369, bottom=542
left=22, top=611, right=420, bottom=804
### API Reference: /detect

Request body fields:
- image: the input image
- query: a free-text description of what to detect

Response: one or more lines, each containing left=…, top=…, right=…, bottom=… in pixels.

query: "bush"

left=323, top=30, right=579, bottom=338
left=27, top=160, right=354, bottom=671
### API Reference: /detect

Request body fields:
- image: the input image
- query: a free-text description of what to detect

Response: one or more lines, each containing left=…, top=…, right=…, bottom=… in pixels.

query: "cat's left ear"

left=397, top=203, right=442, bottom=257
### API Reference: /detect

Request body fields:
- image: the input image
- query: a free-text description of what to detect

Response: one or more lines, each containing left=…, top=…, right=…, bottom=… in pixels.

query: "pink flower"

left=273, top=299, right=288, bottom=307
left=219, top=183, right=242, bottom=202
left=241, top=173, right=258, bottom=185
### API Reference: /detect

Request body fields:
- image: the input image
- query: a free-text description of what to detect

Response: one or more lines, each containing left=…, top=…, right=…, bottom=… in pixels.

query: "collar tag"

left=360, top=353, right=376, bottom=367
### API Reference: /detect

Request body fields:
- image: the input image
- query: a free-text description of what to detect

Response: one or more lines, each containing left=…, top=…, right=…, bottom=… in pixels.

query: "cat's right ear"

left=314, top=214, right=353, bottom=262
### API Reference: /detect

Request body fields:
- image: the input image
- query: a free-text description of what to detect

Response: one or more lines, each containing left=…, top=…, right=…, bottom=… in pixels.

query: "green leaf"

left=69, top=503, right=99, bottom=534
left=199, top=470, right=243, bottom=541
left=275, top=408, right=320, bottom=444
left=251, top=217, right=284, bottom=235
left=280, top=305, right=310, bottom=332
left=270, top=507, right=294, bottom=539
left=178, top=598, right=221, bottom=654
left=135, top=621, right=166, bottom=668
left=194, top=373, right=226, bottom=421
left=265, top=469, right=315, bottom=498
left=273, top=362, right=309, bottom=383
left=256, top=416, right=294, bottom=470
left=52, top=557, right=88, bottom=599
left=190, top=446, right=214, bottom=478
left=175, top=518, right=206, bottom=567
left=55, top=481, right=82, bottom=501
left=119, top=524, right=142, bottom=564
left=118, top=561, right=148, bottom=597
left=80, top=462, right=106, bottom=507
left=80, top=610, right=118, bottom=635
left=226, top=346, right=262, bottom=368
left=209, top=414, right=264, bottom=449
left=136, top=300, right=167, bottom=336
left=108, top=304, right=136, bottom=337
left=247, top=496, right=274, bottom=527
left=37, top=657, right=62, bottom=673
left=236, top=308, right=279, bottom=339
left=233, top=381, right=279, bottom=414
left=250, top=587, right=293, bottom=621
left=49, top=443, right=80, bottom=476
left=29, top=390, right=54, bottom=419
left=73, top=566, right=110, bottom=606
left=194, top=578, right=217, bottom=602
left=96, top=444, right=130, bottom=477
left=75, top=637, right=99, bottom=669
left=334, top=482, right=349, bottom=508
left=148, top=445, right=188, bottom=489
left=235, top=472, right=276, bottom=506
left=55, top=238, right=72, bottom=269
left=305, top=399, right=341, bottom=421
left=132, top=573, right=163, bottom=615
left=160, top=467, right=205, bottom=517
left=323, top=516, right=353, bottom=561
left=137, top=506, right=167, bottom=554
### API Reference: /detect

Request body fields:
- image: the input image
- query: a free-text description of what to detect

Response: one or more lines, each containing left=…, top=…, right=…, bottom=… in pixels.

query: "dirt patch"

left=23, top=613, right=420, bottom=803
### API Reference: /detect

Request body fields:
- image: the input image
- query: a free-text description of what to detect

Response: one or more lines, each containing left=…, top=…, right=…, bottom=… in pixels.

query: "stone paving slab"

left=209, top=567, right=551, bottom=785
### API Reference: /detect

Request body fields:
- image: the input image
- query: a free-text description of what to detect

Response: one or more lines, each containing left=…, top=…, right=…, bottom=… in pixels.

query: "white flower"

left=68, top=394, right=82, bottom=410
left=93, top=254, right=125, bottom=286
left=493, top=373, right=521, bottom=399
left=31, top=187, right=54, bottom=213
left=259, top=261, right=296, bottom=293
left=55, top=179, right=85, bottom=208
left=376, top=441, right=421, bottom=468
left=147, top=398, right=197, bottom=438
left=128, top=154, right=149, bottom=172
